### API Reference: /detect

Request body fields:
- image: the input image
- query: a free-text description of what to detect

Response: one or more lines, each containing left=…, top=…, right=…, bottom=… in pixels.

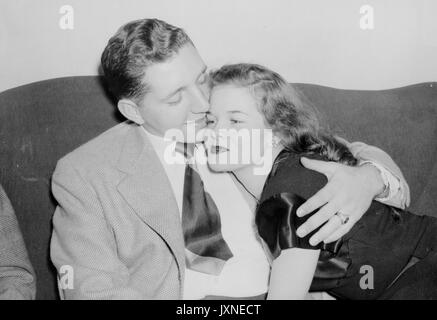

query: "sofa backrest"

left=0, top=76, right=436, bottom=299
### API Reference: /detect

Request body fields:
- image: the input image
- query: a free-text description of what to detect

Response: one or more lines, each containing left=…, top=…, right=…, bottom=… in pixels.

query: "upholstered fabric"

left=294, top=83, right=437, bottom=216
left=0, top=184, right=36, bottom=299
left=0, top=76, right=436, bottom=299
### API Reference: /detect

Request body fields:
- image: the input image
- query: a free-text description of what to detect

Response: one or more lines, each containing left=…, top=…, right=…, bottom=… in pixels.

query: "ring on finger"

left=335, top=211, right=350, bottom=225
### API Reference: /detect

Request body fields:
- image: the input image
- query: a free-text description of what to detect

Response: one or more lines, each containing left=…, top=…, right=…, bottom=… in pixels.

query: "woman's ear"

left=117, top=99, right=145, bottom=125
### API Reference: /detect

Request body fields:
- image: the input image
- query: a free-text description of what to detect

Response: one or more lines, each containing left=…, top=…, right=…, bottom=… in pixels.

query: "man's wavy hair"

left=101, top=18, right=193, bottom=101
left=209, top=63, right=357, bottom=166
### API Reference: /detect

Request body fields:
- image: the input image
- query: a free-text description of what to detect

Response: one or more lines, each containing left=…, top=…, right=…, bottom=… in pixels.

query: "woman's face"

left=205, top=84, right=275, bottom=173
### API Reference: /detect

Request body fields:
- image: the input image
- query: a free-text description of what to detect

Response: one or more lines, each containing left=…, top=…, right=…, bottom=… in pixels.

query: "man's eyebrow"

left=164, top=87, right=184, bottom=101
left=163, top=66, right=207, bottom=101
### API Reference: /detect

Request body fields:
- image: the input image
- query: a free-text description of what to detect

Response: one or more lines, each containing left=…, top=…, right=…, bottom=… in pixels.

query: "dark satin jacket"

left=256, top=150, right=429, bottom=299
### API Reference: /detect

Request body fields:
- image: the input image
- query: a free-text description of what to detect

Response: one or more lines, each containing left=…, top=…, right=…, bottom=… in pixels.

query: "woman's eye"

left=206, top=118, right=216, bottom=125
left=230, top=119, right=242, bottom=124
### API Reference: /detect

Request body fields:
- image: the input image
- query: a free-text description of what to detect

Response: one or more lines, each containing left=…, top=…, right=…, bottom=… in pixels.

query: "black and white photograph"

left=1, top=0, right=437, bottom=306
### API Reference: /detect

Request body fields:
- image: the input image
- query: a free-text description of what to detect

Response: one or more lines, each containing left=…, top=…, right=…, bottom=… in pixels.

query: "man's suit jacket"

left=50, top=121, right=409, bottom=299
left=0, top=184, right=36, bottom=300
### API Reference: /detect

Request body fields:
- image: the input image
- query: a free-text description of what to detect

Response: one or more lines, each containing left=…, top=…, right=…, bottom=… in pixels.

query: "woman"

left=203, top=63, right=437, bottom=299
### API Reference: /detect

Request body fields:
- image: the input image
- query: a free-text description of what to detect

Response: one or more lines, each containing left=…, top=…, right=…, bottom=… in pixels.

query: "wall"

left=1, top=0, right=437, bottom=92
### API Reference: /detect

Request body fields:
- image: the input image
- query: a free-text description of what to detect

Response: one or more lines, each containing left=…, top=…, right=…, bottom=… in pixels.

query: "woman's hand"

left=295, top=157, right=385, bottom=245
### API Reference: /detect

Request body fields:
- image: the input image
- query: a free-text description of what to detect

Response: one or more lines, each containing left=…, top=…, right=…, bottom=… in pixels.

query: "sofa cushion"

left=294, top=83, right=437, bottom=217
left=0, top=76, right=121, bottom=299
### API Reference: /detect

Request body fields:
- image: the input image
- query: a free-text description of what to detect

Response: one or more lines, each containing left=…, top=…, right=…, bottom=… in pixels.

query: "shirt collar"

left=141, top=126, right=178, bottom=162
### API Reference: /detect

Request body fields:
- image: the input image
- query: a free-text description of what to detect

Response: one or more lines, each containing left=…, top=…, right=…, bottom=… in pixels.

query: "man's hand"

left=296, top=157, right=385, bottom=245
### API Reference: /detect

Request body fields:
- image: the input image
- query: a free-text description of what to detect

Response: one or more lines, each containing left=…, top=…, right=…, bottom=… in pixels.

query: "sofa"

left=0, top=76, right=436, bottom=299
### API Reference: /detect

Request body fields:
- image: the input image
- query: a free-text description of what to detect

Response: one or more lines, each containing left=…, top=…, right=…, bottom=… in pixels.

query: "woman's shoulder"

left=256, top=150, right=344, bottom=257
left=260, top=150, right=328, bottom=203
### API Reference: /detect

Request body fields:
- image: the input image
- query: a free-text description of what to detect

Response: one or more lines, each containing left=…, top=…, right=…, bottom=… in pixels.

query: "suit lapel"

left=116, top=125, right=185, bottom=279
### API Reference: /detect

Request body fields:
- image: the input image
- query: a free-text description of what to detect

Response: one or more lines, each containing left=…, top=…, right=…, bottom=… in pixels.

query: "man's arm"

left=346, top=140, right=410, bottom=209
left=50, top=158, right=143, bottom=299
left=295, top=139, right=410, bottom=245
left=0, top=185, right=36, bottom=300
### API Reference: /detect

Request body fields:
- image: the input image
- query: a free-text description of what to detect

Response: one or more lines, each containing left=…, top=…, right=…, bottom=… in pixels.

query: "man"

left=0, top=184, right=36, bottom=300
left=50, top=18, right=409, bottom=299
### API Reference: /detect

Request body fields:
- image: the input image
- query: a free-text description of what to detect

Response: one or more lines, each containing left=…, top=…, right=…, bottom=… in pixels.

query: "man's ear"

left=117, top=99, right=145, bottom=125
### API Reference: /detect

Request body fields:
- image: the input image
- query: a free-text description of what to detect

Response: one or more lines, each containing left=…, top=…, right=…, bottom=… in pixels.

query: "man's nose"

left=190, top=85, right=209, bottom=113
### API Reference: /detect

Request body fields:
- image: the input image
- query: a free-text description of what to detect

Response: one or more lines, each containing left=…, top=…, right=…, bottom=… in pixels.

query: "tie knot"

left=175, top=142, right=196, bottom=160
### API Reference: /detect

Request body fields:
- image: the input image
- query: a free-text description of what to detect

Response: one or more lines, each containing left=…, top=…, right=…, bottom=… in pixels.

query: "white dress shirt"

left=142, top=128, right=270, bottom=299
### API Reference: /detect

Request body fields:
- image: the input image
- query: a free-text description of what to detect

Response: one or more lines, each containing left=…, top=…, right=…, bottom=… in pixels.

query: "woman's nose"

left=212, top=118, right=223, bottom=131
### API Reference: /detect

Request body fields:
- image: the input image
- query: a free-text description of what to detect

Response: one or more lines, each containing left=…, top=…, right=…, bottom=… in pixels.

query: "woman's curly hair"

left=209, top=63, right=357, bottom=166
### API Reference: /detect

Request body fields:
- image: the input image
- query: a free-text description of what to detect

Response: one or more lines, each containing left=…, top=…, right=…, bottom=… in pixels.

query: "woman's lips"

left=210, top=145, right=229, bottom=154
